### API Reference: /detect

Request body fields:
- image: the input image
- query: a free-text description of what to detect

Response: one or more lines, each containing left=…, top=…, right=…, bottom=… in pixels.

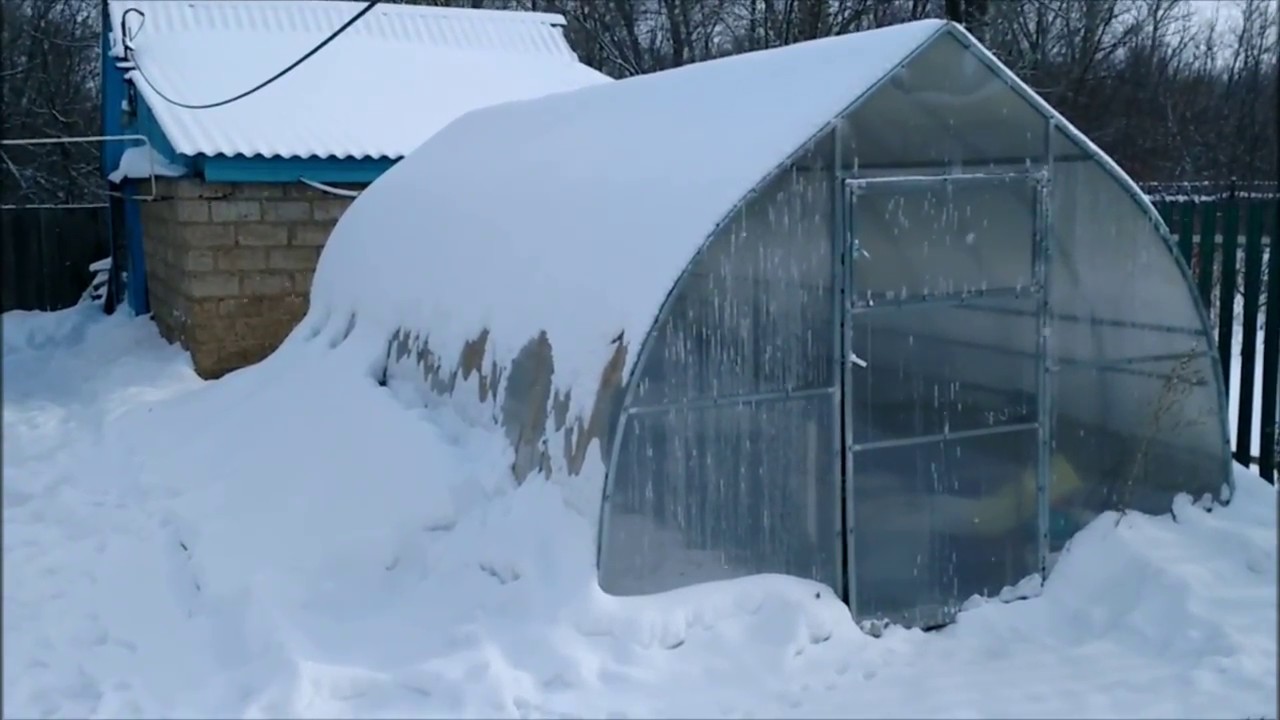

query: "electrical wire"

left=120, top=1, right=383, bottom=111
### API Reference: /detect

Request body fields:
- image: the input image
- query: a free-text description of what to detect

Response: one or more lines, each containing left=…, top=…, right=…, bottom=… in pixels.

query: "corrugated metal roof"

left=107, top=0, right=610, bottom=161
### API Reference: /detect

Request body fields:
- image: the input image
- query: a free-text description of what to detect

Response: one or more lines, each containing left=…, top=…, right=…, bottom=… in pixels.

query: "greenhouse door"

left=841, top=172, right=1050, bottom=630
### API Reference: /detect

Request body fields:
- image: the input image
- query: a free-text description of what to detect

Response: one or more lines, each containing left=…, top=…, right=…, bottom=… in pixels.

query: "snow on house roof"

left=308, top=19, right=950, bottom=418
left=106, top=0, right=611, bottom=160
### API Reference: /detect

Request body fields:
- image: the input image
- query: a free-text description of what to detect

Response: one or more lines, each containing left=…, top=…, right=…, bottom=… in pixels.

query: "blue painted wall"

left=121, top=181, right=147, bottom=314
left=133, top=98, right=188, bottom=168
left=100, top=4, right=127, bottom=177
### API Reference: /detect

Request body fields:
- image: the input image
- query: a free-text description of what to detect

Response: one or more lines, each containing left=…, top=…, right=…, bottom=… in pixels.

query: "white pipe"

left=299, top=177, right=361, bottom=198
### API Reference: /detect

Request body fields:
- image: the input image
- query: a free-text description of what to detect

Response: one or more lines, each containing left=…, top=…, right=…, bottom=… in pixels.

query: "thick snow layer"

left=107, top=145, right=187, bottom=183
left=311, top=19, right=1183, bottom=427
left=4, top=304, right=1277, bottom=718
left=108, top=0, right=609, bottom=160
left=312, top=19, right=947, bottom=417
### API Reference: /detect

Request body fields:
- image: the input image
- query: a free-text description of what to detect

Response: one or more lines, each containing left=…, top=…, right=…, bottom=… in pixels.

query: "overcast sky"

left=1187, top=0, right=1258, bottom=58
left=1189, top=0, right=1250, bottom=34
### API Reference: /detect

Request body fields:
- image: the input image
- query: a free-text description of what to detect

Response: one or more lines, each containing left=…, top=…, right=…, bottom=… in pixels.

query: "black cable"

left=120, top=1, right=382, bottom=111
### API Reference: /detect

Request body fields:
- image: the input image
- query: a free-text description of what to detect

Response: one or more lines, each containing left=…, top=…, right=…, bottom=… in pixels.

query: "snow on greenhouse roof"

left=310, top=19, right=948, bottom=411
left=106, top=0, right=610, bottom=160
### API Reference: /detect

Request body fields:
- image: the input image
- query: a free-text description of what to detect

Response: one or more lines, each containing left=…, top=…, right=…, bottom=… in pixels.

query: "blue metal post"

left=123, top=185, right=148, bottom=315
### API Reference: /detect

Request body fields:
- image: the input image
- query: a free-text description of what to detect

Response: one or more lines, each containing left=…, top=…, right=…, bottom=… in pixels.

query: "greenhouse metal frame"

left=340, top=17, right=1235, bottom=632
left=595, top=24, right=1231, bottom=629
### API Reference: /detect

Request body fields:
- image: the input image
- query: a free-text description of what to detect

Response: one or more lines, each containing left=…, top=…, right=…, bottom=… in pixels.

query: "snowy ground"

left=3, top=303, right=1277, bottom=719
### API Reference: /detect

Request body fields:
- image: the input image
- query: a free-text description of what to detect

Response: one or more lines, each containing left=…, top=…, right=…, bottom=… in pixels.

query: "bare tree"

left=1, top=0, right=102, bottom=207
left=4, top=0, right=1275, bottom=204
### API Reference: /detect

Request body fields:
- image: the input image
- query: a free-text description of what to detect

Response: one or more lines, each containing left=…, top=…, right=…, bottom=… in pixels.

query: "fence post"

left=1217, top=189, right=1239, bottom=398
left=1259, top=199, right=1279, bottom=482
left=37, top=209, right=51, bottom=311
left=1237, top=202, right=1266, bottom=469
left=1178, top=201, right=1196, bottom=267
left=1155, top=200, right=1172, bottom=230
left=1198, top=200, right=1218, bottom=310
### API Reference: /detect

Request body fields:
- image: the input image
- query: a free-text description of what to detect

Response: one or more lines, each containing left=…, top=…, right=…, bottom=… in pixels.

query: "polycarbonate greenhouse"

left=324, top=18, right=1233, bottom=631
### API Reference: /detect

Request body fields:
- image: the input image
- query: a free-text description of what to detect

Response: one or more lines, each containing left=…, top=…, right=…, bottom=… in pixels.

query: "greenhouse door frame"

left=838, top=169, right=1053, bottom=628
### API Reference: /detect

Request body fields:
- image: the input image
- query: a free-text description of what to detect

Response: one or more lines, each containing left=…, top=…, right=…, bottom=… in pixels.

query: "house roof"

left=106, top=0, right=610, bottom=161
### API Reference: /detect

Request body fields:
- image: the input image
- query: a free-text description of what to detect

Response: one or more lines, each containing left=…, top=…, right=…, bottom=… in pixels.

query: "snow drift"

left=3, top=304, right=1277, bottom=718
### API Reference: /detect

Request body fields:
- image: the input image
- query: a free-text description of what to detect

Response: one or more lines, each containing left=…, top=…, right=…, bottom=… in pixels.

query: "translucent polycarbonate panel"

left=947, top=299, right=1211, bottom=365
left=1051, top=317, right=1212, bottom=366
left=840, top=32, right=1048, bottom=171
left=631, top=136, right=836, bottom=407
left=597, top=395, right=841, bottom=596
left=1047, top=145, right=1230, bottom=551
left=850, top=177, right=1037, bottom=306
left=1049, top=144, right=1206, bottom=334
left=848, top=298, right=1039, bottom=445
left=851, top=427, right=1039, bottom=628
left=1049, top=354, right=1225, bottom=554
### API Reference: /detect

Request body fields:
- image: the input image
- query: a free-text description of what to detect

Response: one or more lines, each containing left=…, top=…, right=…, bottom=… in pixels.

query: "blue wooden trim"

left=100, top=6, right=126, bottom=176
left=134, top=99, right=188, bottom=165
left=102, top=42, right=193, bottom=178
left=123, top=182, right=149, bottom=315
left=200, top=156, right=396, bottom=183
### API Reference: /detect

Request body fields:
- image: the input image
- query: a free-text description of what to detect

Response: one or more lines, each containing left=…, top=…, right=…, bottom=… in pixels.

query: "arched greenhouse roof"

left=311, top=18, right=1192, bottom=421
left=307, top=18, right=1232, bottom=620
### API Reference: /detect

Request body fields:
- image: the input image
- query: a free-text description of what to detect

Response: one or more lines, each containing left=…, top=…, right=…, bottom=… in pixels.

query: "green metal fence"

left=1148, top=186, right=1279, bottom=483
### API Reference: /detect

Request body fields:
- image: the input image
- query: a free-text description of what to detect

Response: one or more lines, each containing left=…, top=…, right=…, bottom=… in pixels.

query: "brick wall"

left=141, top=178, right=363, bottom=378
